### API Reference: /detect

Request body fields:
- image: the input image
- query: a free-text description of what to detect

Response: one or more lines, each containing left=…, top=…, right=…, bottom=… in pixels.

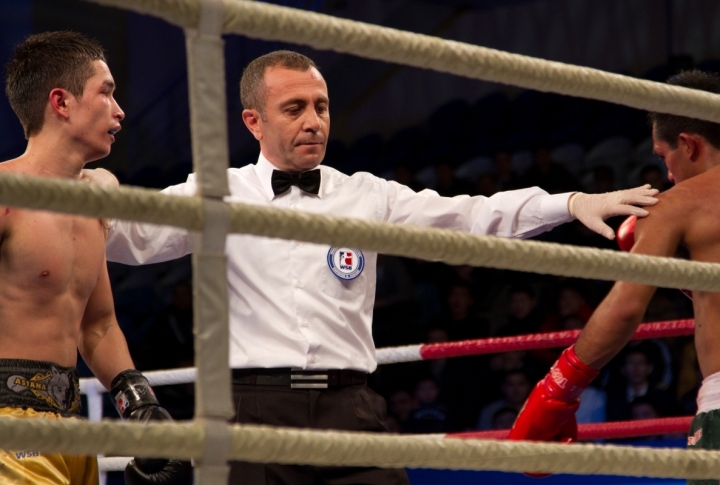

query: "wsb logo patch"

left=327, top=247, right=365, bottom=280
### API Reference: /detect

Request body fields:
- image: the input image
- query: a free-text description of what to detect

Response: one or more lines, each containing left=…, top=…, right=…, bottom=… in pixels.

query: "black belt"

left=232, top=368, right=367, bottom=389
left=0, top=359, right=82, bottom=417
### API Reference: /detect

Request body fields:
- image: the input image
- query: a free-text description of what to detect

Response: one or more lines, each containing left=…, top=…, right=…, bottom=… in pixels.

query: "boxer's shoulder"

left=81, top=168, right=119, bottom=188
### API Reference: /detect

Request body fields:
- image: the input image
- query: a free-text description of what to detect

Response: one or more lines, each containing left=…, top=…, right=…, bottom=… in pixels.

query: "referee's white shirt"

left=106, top=153, right=573, bottom=372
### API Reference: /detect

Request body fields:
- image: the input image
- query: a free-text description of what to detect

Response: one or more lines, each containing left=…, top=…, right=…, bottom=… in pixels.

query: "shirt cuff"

left=539, top=192, right=574, bottom=226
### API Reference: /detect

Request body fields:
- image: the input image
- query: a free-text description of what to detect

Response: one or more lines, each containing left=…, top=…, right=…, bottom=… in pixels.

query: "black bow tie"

left=271, top=169, right=321, bottom=196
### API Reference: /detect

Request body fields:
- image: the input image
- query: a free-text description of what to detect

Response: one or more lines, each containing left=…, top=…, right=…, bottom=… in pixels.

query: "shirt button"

left=301, top=321, right=308, bottom=328
left=310, top=357, right=317, bottom=363
left=295, top=241, right=301, bottom=246
left=297, top=282, right=304, bottom=288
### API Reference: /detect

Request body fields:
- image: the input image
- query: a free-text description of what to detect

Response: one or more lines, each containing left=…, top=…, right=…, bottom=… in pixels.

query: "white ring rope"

left=78, top=346, right=420, bottom=396
left=1, top=418, right=719, bottom=480
left=84, top=0, right=720, bottom=124
left=0, top=172, right=719, bottom=292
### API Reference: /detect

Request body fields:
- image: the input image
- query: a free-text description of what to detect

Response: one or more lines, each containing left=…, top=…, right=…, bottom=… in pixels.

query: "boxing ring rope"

left=454, top=417, right=694, bottom=442
left=1, top=173, right=720, bottom=293
left=79, top=318, right=697, bottom=403
left=84, top=0, right=720, bottom=124
left=89, top=417, right=699, bottom=472
left=2, top=417, right=720, bottom=480
left=81, top=319, right=696, bottom=471
left=2, top=0, right=718, bottom=481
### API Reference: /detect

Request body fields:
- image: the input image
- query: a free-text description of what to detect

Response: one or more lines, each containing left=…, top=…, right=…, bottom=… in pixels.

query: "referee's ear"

left=242, top=108, right=264, bottom=141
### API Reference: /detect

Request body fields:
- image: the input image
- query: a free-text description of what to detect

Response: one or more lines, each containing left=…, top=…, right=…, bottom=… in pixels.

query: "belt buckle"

left=290, top=370, right=328, bottom=389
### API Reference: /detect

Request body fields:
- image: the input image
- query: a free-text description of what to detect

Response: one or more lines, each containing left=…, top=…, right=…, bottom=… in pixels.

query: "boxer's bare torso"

left=667, top=166, right=720, bottom=378
left=0, top=162, right=109, bottom=368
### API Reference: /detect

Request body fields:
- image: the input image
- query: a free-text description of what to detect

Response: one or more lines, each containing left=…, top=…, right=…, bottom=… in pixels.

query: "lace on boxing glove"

left=544, top=346, right=599, bottom=402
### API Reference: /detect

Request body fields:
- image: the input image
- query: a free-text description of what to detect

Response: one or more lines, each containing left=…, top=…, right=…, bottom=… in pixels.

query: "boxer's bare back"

left=575, top=130, right=720, bottom=379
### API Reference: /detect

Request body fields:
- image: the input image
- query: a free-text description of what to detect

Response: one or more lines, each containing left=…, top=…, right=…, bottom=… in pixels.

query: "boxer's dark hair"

left=648, top=70, right=720, bottom=149
left=5, top=31, right=106, bottom=139
left=240, top=50, right=318, bottom=117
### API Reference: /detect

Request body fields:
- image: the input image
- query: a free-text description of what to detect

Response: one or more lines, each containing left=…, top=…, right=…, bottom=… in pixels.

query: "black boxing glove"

left=111, top=369, right=192, bottom=485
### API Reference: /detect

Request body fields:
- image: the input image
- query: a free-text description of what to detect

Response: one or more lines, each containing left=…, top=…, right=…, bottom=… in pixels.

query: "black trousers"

left=229, top=383, right=410, bottom=485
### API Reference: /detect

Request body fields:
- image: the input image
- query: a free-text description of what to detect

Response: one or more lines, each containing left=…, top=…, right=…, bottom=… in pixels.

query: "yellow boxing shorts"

left=0, top=407, right=98, bottom=485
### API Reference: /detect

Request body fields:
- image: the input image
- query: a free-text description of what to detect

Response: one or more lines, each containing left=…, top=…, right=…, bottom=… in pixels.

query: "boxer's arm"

left=78, top=258, right=134, bottom=390
left=574, top=194, right=685, bottom=368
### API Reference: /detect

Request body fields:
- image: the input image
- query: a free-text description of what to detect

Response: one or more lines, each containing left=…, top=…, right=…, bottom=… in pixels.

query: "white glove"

left=568, top=184, right=659, bottom=239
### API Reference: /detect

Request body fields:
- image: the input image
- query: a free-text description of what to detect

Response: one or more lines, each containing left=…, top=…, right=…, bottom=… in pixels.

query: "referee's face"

left=253, top=66, right=329, bottom=173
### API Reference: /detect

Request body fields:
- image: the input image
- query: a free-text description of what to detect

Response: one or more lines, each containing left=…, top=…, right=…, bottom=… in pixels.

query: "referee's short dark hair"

left=648, top=70, right=720, bottom=149
left=240, top=50, right=318, bottom=116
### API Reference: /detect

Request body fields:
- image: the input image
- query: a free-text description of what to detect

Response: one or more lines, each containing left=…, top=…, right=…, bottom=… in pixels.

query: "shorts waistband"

left=0, top=359, right=81, bottom=417
left=232, top=368, right=367, bottom=389
left=697, top=370, right=720, bottom=414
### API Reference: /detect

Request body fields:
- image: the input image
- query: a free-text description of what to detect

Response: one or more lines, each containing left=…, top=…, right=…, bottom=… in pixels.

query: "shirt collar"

left=254, top=152, right=323, bottom=200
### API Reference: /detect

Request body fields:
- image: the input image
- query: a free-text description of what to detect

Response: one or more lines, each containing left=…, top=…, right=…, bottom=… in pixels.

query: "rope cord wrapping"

left=418, top=319, right=695, bottom=360
left=83, top=0, right=720, bottom=123
left=0, top=174, right=719, bottom=292
left=0, top=418, right=718, bottom=479
left=452, top=417, right=694, bottom=441
left=96, top=415, right=696, bottom=472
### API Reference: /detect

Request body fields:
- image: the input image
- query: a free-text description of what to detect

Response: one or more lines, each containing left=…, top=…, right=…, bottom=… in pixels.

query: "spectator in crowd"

left=393, top=164, right=426, bottom=192
left=477, top=369, right=533, bottom=430
left=422, top=327, right=484, bottom=431
left=476, top=172, right=499, bottom=197
left=496, top=283, right=544, bottom=336
left=605, top=346, right=676, bottom=421
left=404, top=377, right=449, bottom=433
left=385, top=414, right=402, bottom=434
left=434, top=161, right=474, bottom=197
left=388, top=389, right=418, bottom=431
left=491, top=407, right=519, bottom=430
left=533, top=282, right=594, bottom=365
left=438, top=282, right=489, bottom=341
left=521, top=146, right=581, bottom=194
left=493, top=150, right=523, bottom=190
left=591, top=165, right=617, bottom=193
left=639, top=164, right=669, bottom=192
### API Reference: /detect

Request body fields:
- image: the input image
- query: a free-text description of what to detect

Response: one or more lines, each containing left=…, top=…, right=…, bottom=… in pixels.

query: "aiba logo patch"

left=327, top=247, right=364, bottom=280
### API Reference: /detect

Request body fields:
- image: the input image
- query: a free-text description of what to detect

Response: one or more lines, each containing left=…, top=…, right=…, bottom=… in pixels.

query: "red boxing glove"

left=616, top=215, right=636, bottom=252
left=509, top=346, right=599, bottom=444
